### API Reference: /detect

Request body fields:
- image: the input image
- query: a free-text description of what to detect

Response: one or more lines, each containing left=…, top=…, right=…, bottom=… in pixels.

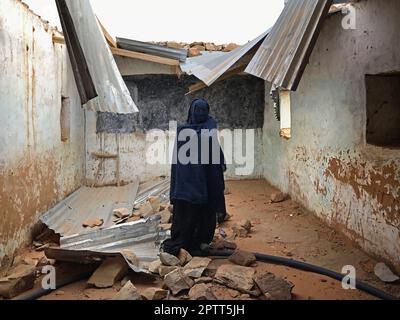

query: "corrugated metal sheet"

left=180, top=30, right=270, bottom=86
left=40, top=182, right=140, bottom=237
left=245, top=0, right=333, bottom=90
left=59, top=0, right=138, bottom=113
left=134, top=179, right=170, bottom=207
left=41, top=179, right=171, bottom=272
left=45, top=217, right=169, bottom=273
left=117, top=38, right=187, bottom=62
left=55, top=0, right=97, bottom=105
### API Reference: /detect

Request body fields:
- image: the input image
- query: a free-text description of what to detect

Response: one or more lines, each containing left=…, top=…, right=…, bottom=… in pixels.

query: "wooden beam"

left=52, top=34, right=180, bottom=66
left=96, top=16, right=117, bottom=48
left=186, top=65, right=247, bottom=95
left=110, top=47, right=180, bottom=66
left=91, top=151, right=118, bottom=159
left=52, top=35, right=65, bottom=44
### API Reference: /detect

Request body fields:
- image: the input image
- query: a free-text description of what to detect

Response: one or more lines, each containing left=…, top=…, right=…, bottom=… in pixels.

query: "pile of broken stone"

left=113, top=248, right=294, bottom=301
left=130, top=196, right=173, bottom=229
left=151, top=41, right=241, bottom=57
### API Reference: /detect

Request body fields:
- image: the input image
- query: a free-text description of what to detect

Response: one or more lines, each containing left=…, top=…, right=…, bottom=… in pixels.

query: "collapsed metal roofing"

left=182, top=0, right=333, bottom=91
left=180, top=30, right=270, bottom=87
left=245, top=0, right=333, bottom=90
left=40, top=182, right=140, bottom=237
left=46, top=217, right=169, bottom=273
left=41, top=179, right=170, bottom=272
left=117, top=38, right=188, bottom=62
left=56, top=0, right=138, bottom=113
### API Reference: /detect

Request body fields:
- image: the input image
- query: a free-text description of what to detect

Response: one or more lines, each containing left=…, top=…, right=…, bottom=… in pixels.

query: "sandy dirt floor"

left=36, top=179, right=399, bottom=300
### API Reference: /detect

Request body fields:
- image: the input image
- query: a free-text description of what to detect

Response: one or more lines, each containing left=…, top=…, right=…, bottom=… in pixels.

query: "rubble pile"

left=139, top=246, right=294, bottom=301
left=0, top=179, right=328, bottom=301
left=151, top=41, right=241, bottom=57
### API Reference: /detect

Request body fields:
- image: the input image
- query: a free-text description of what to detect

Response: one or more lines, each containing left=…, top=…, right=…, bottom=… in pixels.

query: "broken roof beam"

left=52, top=35, right=65, bottom=44
left=96, top=16, right=117, bottom=48
left=186, top=64, right=247, bottom=95
left=53, top=35, right=180, bottom=66
left=110, top=47, right=180, bottom=66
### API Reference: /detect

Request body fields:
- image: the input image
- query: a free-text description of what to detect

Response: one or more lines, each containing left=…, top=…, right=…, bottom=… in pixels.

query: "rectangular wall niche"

left=366, top=73, right=400, bottom=148
left=60, top=96, right=71, bottom=142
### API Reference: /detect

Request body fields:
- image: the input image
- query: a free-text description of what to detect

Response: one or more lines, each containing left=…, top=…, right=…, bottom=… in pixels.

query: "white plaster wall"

left=86, top=54, right=264, bottom=185
left=85, top=110, right=263, bottom=185
left=263, top=0, right=400, bottom=271
left=0, top=0, right=85, bottom=264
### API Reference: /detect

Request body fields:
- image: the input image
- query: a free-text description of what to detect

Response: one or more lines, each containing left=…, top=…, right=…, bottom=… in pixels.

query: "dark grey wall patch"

left=96, top=74, right=265, bottom=133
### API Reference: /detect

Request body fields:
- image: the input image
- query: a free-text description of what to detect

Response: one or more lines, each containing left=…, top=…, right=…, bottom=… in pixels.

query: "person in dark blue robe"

left=162, top=99, right=227, bottom=256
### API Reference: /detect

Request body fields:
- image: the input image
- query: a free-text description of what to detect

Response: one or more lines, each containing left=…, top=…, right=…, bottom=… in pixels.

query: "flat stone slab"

left=87, top=257, right=128, bottom=288
left=183, top=257, right=211, bottom=278
left=254, top=273, right=294, bottom=300
left=214, top=264, right=255, bottom=292
left=228, top=250, right=256, bottom=267
left=164, top=269, right=194, bottom=295
left=141, top=287, right=168, bottom=300
left=113, top=281, right=141, bottom=300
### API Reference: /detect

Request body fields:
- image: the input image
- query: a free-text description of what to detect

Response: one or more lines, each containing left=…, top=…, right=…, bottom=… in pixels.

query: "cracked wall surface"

left=263, top=0, right=400, bottom=272
left=0, top=0, right=85, bottom=265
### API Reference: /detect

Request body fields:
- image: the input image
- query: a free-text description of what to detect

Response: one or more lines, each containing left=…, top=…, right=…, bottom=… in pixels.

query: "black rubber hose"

left=13, top=270, right=93, bottom=301
left=14, top=250, right=397, bottom=300
left=207, top=249, right=398, bottom=301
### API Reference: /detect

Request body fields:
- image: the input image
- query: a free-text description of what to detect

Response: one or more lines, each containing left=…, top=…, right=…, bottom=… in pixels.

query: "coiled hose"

left=207, top=248, right=398, bottom=300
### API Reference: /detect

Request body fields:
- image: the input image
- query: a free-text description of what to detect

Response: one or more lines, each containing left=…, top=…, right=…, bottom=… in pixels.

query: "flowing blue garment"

left=170, top=99, right=226, bottom=213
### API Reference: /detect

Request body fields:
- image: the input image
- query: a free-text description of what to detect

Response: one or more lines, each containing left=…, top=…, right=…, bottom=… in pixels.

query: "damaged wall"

left=97, top=74, right=265, bottom=132
left=0, top=0, right=85, bottom=265
left=86, top=68, right=265, bottom=184
left=263, top=0, right=400, bottom=271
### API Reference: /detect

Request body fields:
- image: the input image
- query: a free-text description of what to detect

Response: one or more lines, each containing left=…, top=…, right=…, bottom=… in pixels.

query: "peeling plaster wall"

left=0, top=0, right=85, bottom=265
left=263, top=0, right=400, bottom=271
left=86, top=64, right=265, bottom=185
left=86, top=112, right=264, bottom=184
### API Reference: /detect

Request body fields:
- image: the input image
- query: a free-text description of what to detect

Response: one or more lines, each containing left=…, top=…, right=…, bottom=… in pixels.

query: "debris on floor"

left=270, top=192, right=287, bottom=203
left=231, top=220, right=253, bottom=238
left=113, top=281, right=141, bottom=300
left=254, top=273, right=294, bottom=300
left=178, top=249, right=193, bottom=266
left=164, top=269, right=195, bottom=295
left=148, top=260, right=163, bottom=274
left=160, top=253, right=181, bottom=267
left=374, top=263, right=400, bottom=283
left=189, top=283, right=217, bottom=300
left=82, top=218, right=104, bottom=228
left=212, top=239, right=237, bottom=250
left=0, top=264, right=36, bottom=299
left=141, top=287, right=168, bottom=301
left=4, top=180, right=400, bottom=301
left=87, top=257, right=129, bottom=288
left=228, top=250, right=257, bottom=267
left=113, top=208, right=131, bottom=219
left=159, top=266, right=179, bottom=277
left=182, top=257, right=212, bottom=278
left=40, top=182, right=141, bottom=237
left=214, top=264, right=258, bottom=295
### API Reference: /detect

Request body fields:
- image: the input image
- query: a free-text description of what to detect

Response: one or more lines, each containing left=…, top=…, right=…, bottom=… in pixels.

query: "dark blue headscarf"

left=170, top=99, right=226, bottom=212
